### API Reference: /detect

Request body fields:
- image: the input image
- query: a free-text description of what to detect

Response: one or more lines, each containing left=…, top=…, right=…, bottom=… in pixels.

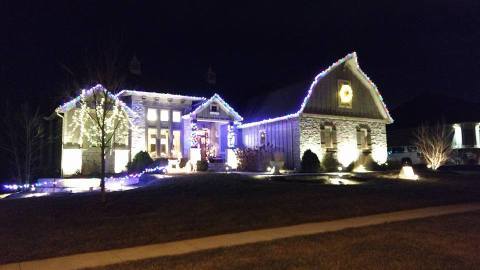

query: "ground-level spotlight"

left=398, top=165, right=419, bottom=180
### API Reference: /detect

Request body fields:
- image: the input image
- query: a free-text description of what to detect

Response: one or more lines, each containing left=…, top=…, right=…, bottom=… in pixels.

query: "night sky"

left=1, top=1, right=479, bottom=115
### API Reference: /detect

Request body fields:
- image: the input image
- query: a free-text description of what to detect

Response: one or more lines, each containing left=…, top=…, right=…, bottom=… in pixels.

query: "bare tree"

left=69, top=86, right=130, bottom=201
left=0, top=102, right=44, bottom=186
left=414, top=123, right=452, bottom=170
left=57, top=33, right=127, bottom=101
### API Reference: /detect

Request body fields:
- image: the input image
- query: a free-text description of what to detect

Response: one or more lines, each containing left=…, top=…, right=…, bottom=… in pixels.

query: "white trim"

left=196, top=118, right=230, bottom=124
left=184, top=94, right=243, bottom=122
left=116, top=90, right=206, bottom=102
left=301, top=113, right=390, bottom=123
left=238, top=113, right=299, bottom=129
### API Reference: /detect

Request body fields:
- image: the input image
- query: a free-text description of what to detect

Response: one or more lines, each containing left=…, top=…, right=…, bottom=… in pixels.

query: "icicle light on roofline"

left=56, top=84, right=137, bottom=119
left=116, top=90, right=206, bottom=101
left=183, top=93, right=243, bottom=121
left=239, top=52, right=392, bottom=129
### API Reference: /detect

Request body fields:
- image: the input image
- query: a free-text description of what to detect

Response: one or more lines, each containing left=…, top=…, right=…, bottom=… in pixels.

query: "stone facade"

left=130, top=95, right=147, bottom=157
left=298, top=115, right=388, bottom=167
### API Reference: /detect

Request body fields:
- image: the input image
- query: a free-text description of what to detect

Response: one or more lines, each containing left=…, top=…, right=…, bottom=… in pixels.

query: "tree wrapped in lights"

left=414, top=123, right=452, bottom=170
left=69, top=85, right=132, bottom=199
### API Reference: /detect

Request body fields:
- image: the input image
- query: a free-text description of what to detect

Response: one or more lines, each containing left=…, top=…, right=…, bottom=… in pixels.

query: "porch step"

left=208, top=162, right=227, bottom=172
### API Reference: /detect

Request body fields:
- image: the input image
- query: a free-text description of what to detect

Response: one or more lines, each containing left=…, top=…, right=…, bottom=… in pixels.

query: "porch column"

left=226, top=121, right=238, bottom=169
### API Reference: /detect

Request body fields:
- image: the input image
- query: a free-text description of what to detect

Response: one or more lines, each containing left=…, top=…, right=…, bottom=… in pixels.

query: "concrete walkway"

left=2, top=202, right=480, bottom=270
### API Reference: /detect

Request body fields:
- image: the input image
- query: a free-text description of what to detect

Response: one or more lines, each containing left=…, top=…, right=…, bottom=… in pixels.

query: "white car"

left=387, top=146, right=424, bottom=165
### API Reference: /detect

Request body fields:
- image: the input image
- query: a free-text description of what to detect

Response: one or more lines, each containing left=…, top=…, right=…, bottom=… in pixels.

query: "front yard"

left=87, top=211, right=480, bottom=270
left=1, top=171, right=480, bottom=264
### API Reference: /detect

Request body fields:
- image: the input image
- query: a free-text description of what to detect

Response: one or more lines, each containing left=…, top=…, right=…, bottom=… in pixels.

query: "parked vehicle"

left=387, top=145, right=424, bottom=165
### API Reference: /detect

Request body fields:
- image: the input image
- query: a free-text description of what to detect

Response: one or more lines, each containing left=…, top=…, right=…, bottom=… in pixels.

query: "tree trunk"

left=100, top=146, right=106, bottom=203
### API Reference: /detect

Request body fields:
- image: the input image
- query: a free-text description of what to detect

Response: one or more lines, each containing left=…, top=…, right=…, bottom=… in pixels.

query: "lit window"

left=147, top=108, right=157, bottom=122
left=160, top=129, right=170, bottom=157
left=475, top=124, right=480, bottom=147
left=148, top=128, right=157, bottom=159
left=172, top=111, right=181, bottom=123
left=172, top=130, right=181, bottom=158
left=453, top=124, right=462, bottom=148
left=338, top=80, right=353, bottom=108
left=160, top=109, right=169, bottom=122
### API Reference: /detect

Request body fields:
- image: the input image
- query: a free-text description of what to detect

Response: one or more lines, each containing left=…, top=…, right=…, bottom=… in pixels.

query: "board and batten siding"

left=303, top=59, right=384, bottom=120
left=240, top=117, right=299, bottom=169
left=195, top=104, right=234, bottom=121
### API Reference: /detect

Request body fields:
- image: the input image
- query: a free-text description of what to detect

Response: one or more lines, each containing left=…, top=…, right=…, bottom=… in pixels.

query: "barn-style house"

left=56, top=52, right=392, bottom=175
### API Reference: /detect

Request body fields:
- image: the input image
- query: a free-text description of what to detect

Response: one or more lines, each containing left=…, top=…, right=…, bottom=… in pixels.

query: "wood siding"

left=195, top=102, right=234, bottom=121
left=303, top=60, right=384, bottom=120
left=241, top=118, right=299, bottom=169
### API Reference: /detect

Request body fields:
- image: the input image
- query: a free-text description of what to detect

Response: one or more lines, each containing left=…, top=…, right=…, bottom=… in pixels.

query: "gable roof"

left=116, top=89, right=206, bottom=102
left=56, top=84, right=137, bottom=118
left=183, top=93, right=243, bottom=122
left=239, top=52, right=393, bottom=129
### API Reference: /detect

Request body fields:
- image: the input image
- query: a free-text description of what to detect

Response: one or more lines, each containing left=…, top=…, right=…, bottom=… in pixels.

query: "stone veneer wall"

left=130, top=96, right=147, bottom=157
left=81, top=148, right=114, bottom=175
left=298, top=116, right=388, bottom=167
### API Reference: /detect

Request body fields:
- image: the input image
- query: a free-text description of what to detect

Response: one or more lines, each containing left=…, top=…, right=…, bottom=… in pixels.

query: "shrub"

left=196, top=160, right=209, bottom=171
left=235, top=147, right=273, bottom=172
left=127, top=151, right=154, bottom=172
left=300, top=150, right=321, bottom=173
left=322, top=152, right=339, bottom=172
left=179, top=158, right=188, bottom=168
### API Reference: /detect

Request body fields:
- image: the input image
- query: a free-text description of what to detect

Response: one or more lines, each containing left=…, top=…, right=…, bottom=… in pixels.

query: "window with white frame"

left=172, top=111, right=181, bottom=123
left=160, top=129, right=169, bottom=157
left=147, top=108, right=157, bottom=122
left=453, top=124, right=462, bottom=148
left=160, top=109, right=169, bottom=122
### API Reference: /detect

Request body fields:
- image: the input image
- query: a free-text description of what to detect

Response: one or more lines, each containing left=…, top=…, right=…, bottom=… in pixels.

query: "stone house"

left=55, top=52, right=392, bottom=175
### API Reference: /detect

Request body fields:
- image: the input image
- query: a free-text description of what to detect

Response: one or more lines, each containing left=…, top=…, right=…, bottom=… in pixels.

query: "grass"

left=87, top=211, right=480, bottom=270
left=1, top=171, right=480, bottom=264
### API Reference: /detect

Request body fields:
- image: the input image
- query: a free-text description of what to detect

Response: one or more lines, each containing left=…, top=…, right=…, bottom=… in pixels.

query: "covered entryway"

left=182, top=94, right=243, bottom=169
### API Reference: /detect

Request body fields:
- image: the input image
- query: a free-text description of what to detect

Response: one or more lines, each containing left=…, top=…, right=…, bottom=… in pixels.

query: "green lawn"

left=87, top=211, right=480, bottom=270
left=1, top=171, right=480, bottom=264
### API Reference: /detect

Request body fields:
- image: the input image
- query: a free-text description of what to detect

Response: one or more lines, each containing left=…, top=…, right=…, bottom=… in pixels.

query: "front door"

left=197, top=128, right=210, bottom=160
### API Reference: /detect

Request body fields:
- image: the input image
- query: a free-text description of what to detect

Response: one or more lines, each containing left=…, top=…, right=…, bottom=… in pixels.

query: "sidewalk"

left=2, top=202, right=480, bottom=270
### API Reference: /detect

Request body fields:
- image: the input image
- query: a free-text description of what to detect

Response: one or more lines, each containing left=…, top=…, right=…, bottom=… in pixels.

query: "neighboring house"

left=55, top=52, right=392, bottom=175
left=388, top=92, right=480, bottom=165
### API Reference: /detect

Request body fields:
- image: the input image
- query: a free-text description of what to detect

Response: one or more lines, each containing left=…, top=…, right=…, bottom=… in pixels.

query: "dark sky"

left=1, top=0, right=479, bottom=115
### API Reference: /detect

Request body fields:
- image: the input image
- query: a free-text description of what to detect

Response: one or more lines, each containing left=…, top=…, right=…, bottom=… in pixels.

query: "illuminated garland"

left=116, top=90, right=206, bottom=102
left=227, top=123, right=236, bottom=148
left=3, top=165, right=167, bottom=191
left=238, top=52, right=393, bottom=129
left=57, top=84, right=137, bottom=118
left=67, top=86, right=133, bottom=148
left=190, top=121, right=199, bottom=148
